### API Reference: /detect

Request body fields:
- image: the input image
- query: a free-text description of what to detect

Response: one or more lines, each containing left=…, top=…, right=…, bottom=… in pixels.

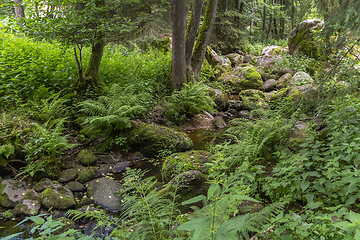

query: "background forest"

left=1, top=0, right=360, bottom=239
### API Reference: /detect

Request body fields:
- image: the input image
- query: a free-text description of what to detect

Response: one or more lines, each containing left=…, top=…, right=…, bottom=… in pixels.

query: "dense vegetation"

left=2, top=0, right=360, bottom=239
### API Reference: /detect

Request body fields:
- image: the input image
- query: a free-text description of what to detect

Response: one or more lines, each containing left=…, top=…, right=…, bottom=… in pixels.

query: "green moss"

left=77, top=167, right=98, bottom=183
left=128, top=121, right=193, bottom=157
left=77, top=149, right=97, bottom=166
left=161, top=150, right=214, bottom=182
left=0, top=181, right=11, bottom=207
left=3, top=210, right=14, bottom=219
left=237, top=66, right=264, bottom=91
left=40, top=185, right=75, bottom=210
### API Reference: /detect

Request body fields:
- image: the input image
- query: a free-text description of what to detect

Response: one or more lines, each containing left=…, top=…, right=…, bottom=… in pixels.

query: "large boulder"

left=225, top=53, right=244, bottom=68
left=58, top=169, right=78, bottom=183
left=77, top=167, right=99, bottom=183
left=218, top=64, right=264, bottom=94
left=33, top=178, right=53, bottom=192
left=40, top=184, right=76, bottom=210
left=162, top=150, right=215, bottom=182
left=128, top=120, right=193, bottom=157
left=0, top=179, right=27, bottom=207
left=288, top=19, right=324, bottom=59
left=87, top=178, right=122, bottom=212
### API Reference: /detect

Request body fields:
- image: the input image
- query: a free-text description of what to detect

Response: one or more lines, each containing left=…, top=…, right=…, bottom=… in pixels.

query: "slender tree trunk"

left=273, top=18, right=278, bottom=36
left=238, top=0, right=244, bottom=13
left=185, top=0, right=203, bottom=68
left=266, top=0, right=274, bottom=41
left=13, top=0, right=25, bottom=28
left=224, top=0, right=228, bottom=12
left=172, top=0, right=187, bottom=90
left=262, top=0, right=266, bottom=32
left=191, top=0, right=219, bottom=78
left=291, top=0, right=295, bottom=30
left=280, top=0, right=285, bottom=39
left=250, top=0, right=255, bottom=36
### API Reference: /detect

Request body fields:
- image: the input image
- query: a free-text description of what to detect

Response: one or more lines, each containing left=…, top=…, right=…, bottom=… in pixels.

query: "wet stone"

left=33, top=178, right=53, bottom=192
left=64, top=181, right=85, bottom=192
left=98, top=154, right=122, bottom=164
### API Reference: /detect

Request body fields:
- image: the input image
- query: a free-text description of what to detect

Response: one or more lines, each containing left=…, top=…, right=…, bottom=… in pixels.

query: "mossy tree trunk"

left=262, top=0, right=266, bottom=32
left=171, top=0, right=187, bottom=90
left=81, top=38, right=105, bottom=91
left=191, top=0, right=219, bottom=79
left=185, top=0, right=203, bottom=68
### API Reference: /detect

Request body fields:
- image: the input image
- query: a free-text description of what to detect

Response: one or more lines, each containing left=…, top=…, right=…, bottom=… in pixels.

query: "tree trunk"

left=280, top=0, right=284, bottom=39
left=273, top=18, right=278, bottom=36
left=82, top=39, right=105, bottom=90
left=172, top=0, right=187, bottom=90
left=191, top=0, right=219, bottom=79
left=266, top=0, right=274, bottom=41
left=250, top=0, right=255, bottom=36
left=262, top=0, right=266, bottom=32
left=185, top=0, right=203, bottom=68
left=291, top=0, right=295, bottom=30
left=13, top=0, right=25, bottom=28
left=238, top=0, right=244, bottom=14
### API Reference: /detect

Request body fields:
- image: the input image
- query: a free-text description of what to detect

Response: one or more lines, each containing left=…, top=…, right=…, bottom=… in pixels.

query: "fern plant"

left=78, top=84, right=148, bottom=133
left=177, top=171, right=284, bottom=240
left=111, top=168, right=182, bottom=240
left=165, top=82, right=216, bottom=125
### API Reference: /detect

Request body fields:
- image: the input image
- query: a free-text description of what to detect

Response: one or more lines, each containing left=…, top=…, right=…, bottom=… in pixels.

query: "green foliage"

left=99, top=45, right=172, bottom=98
left=19, top=118, right=75, bottom=179
left=179, top=171, right=284, bottom=240
left=217, top=113, right=294, bottom=169
left=2, top=214, right=95, bottom=240
left=165, top=82, right=216, bottom=125
left=78, top=84, right=148, bottom=135
left=276, top=53, right=322, bottom=77
left=111, top=168, right=181, bottom=239
left=0, top=32, right=78, bottom=109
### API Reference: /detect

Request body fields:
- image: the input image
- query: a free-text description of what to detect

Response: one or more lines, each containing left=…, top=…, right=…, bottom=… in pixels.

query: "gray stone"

left=0, top=179, right=27, bottom=207
left=264, top=79, right=277, bottom=92
left=87, top=178, right=122, bottom=212
left=256, top=45, right=285, bottom=70
left=110, top=162, right=129, bottom=173
left=33, top=178, right=53, bottom=192
left=40, top=184, right=75, bottom=210
left=58, top=169, right=78, bottom=183
left=14, top=189, right=41, bottom=216
left=239, top=110, right=251, bottom=119
left=64, top=181, right=85, bottom=192
left=98, top=154, right=121, bottom=164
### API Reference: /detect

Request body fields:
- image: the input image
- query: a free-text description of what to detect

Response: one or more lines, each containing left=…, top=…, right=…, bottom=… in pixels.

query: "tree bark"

left=262, top=0, right=266, bottom=32
left=185, top=0, right=203, bottom=68
left=82, top=38, right=105, bottom=90
left=250, top=0, right=255, bottom=36
left=291, top=0, right=295, bottom=30
left=280, top=0, right=284, bottom=39
left=191, top=0, right=219, bottom=79
left=172, top=0, right=187, bottom=90
left=13, top=0, right=25, bottom=28
left=266, top=0, right=274, bottom=41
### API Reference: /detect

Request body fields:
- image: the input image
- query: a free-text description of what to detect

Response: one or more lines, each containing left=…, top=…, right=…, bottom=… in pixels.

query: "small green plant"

left=165, top=82, right=216, bottom=125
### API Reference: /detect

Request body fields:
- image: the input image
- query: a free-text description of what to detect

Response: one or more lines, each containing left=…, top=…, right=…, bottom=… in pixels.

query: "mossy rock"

left=161, top=150, right=215, bottom=182
left=77, top=167, right=99, bottom=183
left=40, top=184, right=75, bottom=210
left=288, top=19, right=324, bottom=60
left=58, top=169, right=78, bottom=183
left=225, top=53, right=244, bottom=68
left=218, top=65, right=264, bottom=94
left=292, top=71, right=314, bottom=86
left=269, top=88, right=290, bottom=108
left=33, top=178, right=53, bottom=192
left=239, top=89, right=269, bottom=111
left=3, top=210, right=14, bottom=219
left=77, top=149, right=97, bottom=166
left=128, top=120, right=193, bottom=157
